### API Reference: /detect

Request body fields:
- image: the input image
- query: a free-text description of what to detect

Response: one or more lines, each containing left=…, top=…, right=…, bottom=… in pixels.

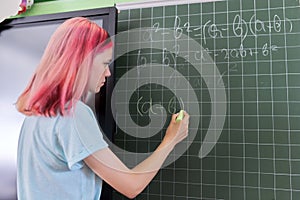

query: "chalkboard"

left=111, top=0, right=300, bottom=199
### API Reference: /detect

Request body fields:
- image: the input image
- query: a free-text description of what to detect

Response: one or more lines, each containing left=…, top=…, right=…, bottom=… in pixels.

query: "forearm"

left=126, top=139, right=175, bottom=196
left=85, top=140, right=176, bottom=198
left=132, top=139, right=174, bottom=173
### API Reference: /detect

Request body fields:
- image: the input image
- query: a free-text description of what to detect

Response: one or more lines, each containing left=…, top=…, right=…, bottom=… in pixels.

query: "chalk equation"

left=141, top=13, right=292, bottom=62
left=136, top=95, right=183, bottom=116
left=163, top=14, right=292, bottom=43
left=136, top=42, right=278, bottom=72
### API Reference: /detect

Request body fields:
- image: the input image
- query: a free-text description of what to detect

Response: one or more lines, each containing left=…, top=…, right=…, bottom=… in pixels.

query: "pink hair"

left=16, top=17, right=113, bottom=117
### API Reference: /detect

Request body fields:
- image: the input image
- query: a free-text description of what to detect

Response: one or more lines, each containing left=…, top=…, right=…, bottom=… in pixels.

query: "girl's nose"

left=105, top=67, right=111, bottom=77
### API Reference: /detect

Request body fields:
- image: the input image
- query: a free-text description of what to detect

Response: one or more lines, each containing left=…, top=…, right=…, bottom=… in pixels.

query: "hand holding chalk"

left=176, top=110, right=184, bottom=122
left=163, top=110, right=189, bottom=148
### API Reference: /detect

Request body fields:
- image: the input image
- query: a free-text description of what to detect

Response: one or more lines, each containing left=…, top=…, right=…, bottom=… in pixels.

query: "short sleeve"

left=57, top=101, right=108, bottom=170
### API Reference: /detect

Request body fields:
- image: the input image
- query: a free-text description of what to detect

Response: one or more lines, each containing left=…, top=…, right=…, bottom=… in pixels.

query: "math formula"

left=139, top=13, right=293, bottom=62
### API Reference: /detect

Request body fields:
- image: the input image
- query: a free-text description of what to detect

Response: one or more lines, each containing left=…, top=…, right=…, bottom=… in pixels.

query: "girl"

left=16, top=17, right=189, bottom=200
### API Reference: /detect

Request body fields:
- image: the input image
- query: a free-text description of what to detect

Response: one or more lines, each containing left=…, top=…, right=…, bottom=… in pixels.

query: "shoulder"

left=75, top=100, right=92, bottom=112
left=73, top=101, right=95, bottom=118
left=71, top=100, right=99, bottom=128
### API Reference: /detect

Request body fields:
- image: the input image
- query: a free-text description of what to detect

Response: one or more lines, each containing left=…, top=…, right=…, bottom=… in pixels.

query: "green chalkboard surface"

left=111, top=0, right=300, bottom=199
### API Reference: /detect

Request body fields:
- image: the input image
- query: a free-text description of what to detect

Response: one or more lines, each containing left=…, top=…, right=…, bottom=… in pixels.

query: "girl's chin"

left=95, top=84, right=104, bottom=93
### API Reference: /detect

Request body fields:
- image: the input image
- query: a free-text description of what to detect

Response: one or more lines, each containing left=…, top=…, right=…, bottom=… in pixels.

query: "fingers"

left=171, top=113, right=179, bottom=122
left=177, top=111, right=189, bottom=139
left=166, top=111, right=190, bottom=144
left=181, top=111, right=189, bottom=136
left=182, top=110, right=190, bottom=120
left=171, top=110, right=190, bottom=128
left=179, top=111, right=189, bottom=126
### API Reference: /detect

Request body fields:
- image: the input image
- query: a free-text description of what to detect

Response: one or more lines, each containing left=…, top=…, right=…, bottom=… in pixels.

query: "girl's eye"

left=103, top=63, right=110, bottom=69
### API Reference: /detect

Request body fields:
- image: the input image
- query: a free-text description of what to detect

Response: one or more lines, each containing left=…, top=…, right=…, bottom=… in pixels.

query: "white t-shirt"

left=17, top=101, right=108, bottom=200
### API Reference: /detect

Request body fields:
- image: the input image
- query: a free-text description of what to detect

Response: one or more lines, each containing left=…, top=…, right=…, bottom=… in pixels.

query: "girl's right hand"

left=163, top=111, right=189, bottom=147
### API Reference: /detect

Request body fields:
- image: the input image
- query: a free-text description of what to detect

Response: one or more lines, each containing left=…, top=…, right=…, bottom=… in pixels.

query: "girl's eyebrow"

left=104, top=60, right=112, bottom=65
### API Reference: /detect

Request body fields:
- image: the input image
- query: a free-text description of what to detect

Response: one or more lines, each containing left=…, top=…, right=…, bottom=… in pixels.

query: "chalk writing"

left=169, top=14, right=293, bottom=44
left=136, top=95, right=182, bottom=116
left=217, top=64, right=238, bottom=87
left=175, top=14, right=292, bottom=42
left=233, top=14, right=248, bottom=42
left=221, top=43, right=278, bottom=60
left=137, top=50, right=147, bottom=66
left=139, top=14, right=292, bottom=64
left=192, top=19, right=224, bottom=44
